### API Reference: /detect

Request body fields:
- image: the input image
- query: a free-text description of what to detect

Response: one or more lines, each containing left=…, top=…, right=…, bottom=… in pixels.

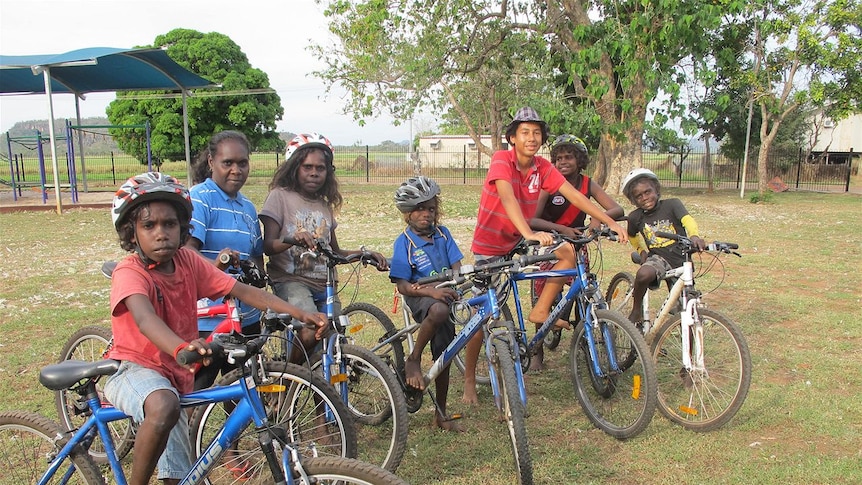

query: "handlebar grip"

left=521, top=252, right=559, bottom=265
left=416, top=269, right=453, bottom=286
left=176, top=349, right=206, bottom=366
left=218, top=253, right=231, bottom=265
left=654, top=231, right=681, bottom=241
left=282, top=236, right=301, bottom=246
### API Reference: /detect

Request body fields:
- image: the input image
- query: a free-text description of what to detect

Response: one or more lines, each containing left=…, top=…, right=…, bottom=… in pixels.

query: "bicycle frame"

left=41, top=352, right=287, bottom=485
left=506, top=242, right=625, bottom=383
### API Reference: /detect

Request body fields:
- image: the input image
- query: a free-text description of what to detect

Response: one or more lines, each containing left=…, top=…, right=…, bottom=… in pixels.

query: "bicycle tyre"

left=489, top=328, right=533, bottom=485
left=605, top=272, right=636, bottom=316
left=569, top=309, right=657, bottom=440
left=54, top=325, right=135, bottom=464
left=453, top=303, right=512, bottom=386
left=0, top=410, right=104, bottom=485
left=189, top=361, right=357, bottom=485
left=311, top=344, right=408, bottom=472
left=298, top=455, right=410, bottom=485
left=651, top=308, right=752, bottom=432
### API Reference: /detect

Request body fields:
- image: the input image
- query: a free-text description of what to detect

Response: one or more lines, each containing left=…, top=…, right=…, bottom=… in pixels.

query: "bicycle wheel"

left=297, top=455, right=410, bottom=485
left=54, top=325, right=135, bottom=464
left=453, top=303, right=511, bottom=386
left=0, top=411, right=103, bottom=485
left=190, top=362, right=356, bottom=485
left=570, top=309, right=657, bottom=440
left=605, top=272, right=635, bottom=316
left=489, top=328, right=533, bottom=485
left=651, top=309, right=752, bottom=432
left=342, top=302, right=403, bottom=365
left=311, top=344, right=408, bottom=472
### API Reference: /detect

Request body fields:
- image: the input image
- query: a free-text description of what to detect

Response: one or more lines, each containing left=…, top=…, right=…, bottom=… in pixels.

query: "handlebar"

left=508, top=226, right=620, bottom=256
left=283, top=236, right=380, bottom=268
left=654, top=231, right=741, bottom=256
left=416, top=252, right=559, bottom=286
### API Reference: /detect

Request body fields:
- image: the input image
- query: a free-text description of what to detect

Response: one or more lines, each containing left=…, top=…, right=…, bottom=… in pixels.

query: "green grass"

left=0, top=185, right=860, bottom=484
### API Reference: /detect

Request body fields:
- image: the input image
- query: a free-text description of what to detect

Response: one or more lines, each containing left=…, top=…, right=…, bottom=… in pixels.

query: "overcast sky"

left=0, top=0, right=416, bottom=145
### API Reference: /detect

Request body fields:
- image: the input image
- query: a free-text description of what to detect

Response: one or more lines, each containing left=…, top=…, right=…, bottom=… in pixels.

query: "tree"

left=106, top=29, right=284, bottom=163
left=739, top=0, right=862, bottom=195
left=314, top=1, right=743, bottom=192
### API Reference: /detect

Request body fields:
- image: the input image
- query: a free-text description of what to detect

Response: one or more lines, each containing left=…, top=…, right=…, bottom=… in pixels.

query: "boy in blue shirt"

left=389, top=176, right=464, bottom=431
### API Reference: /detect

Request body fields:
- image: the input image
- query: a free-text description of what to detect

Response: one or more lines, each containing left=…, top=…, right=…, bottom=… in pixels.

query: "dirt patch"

left=0, top=188, right=113, bottom=213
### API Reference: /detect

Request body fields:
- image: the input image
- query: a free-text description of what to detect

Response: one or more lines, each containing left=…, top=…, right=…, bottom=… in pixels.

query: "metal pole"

left=75, top=96, right=89, bottom=192
left=182, top=90, right=192, bottom=183
left=41, top=68, right=64, bottom=213
left=740, top=97, right=754, bottom=199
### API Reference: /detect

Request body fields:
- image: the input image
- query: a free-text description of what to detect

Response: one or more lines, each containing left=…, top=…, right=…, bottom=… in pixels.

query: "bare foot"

left=461, top=383, right=478, bottom=405
left=528, top=308, right=548, bottom=325
left=553, top=319, right=571, bottom=330
left=404, top=359, right=425, bottom=390
left=435, top=415, right=465, bottom=432
left=529, top=346, right=545, bottom=372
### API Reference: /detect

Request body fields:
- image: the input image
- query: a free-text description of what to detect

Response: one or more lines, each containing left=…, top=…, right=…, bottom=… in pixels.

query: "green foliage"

left=748, top=190, right=774, bottom=203
left=106, top=29, right=284, bottom=163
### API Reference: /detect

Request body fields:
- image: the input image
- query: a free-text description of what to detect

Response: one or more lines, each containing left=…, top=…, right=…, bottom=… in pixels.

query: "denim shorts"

left=273, top=280, right=341, bottom=316
left=103, top=361, right=192, bottom=480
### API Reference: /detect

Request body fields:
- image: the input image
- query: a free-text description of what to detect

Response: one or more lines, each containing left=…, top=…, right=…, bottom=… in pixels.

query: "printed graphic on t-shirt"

left=643, top=219, right=676, bottom=248
left=527, top=173, right=540, bottom=194
left=551, top=195, right=566, bottom=206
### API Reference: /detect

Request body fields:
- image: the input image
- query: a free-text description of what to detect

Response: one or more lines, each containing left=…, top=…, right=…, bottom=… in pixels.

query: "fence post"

left=111, top=152, right=116, bottom=185
left=463, top=145, right=467, bottom=184
left=846, top=148, right=854, bottom=193
left=678, top=152, right=683, bottom=187
left=366, top=145, right=370, bottom=183
left=795, top=147, right=802, bottom=189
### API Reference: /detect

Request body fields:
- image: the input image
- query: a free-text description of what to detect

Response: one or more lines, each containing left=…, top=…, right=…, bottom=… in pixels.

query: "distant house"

left=417, top=135, right=552, bottom=169
left=810, top=113, right=860, bottom=164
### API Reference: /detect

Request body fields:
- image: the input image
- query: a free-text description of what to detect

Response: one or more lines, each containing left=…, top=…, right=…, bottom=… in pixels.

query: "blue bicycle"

left=0, top=321, right=407, bottom=485
left=503, top=229, right=658, bottom=439
left=411, top=251, right=561, bottom=485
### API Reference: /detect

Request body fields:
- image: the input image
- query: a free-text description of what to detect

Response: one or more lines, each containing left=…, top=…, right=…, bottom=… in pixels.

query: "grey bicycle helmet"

left=394, top=176, right=441, bottom=213
left=621, top=168, right=660, bottom=202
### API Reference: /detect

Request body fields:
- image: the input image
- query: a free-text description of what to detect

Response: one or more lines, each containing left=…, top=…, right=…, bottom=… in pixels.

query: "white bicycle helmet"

left=285, top=132, right=333, bottom=163
left=112, top=172, right=192, bottom=230
left=621, top=168, right=660, bottom=201
left=394, top=176, right=441, bottom=213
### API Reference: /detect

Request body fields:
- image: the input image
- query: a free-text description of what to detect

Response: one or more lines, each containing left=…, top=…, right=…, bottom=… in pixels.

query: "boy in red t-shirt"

left=463, top=108, right=628, bottom=403
left=104, top=173, right=326, bottom=485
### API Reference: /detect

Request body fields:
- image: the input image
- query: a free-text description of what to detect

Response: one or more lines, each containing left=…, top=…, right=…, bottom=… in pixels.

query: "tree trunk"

left=704, top=135, right=714, bottom=193
left=595, top=124, right=645, bottom=195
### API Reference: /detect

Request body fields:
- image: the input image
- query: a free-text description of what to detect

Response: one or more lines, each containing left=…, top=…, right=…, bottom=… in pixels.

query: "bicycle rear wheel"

left=190, top=362, right=356, bottom=485
left=0, top=411, right=103, bottom=485
left=54, top=325, right=135, bottom=464
left=651, top=309, right=751, bottom=431
left=570, top=309, right=657, bottom=440
left=311, top=344, right=408, bottom=472
left=298, top=456, right=409, bottom=485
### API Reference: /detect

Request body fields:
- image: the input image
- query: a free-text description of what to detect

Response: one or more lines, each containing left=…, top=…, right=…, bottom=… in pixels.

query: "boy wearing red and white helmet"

left=105, top=172, right=326, bottom=485
left=260, top=133, right=388, bottom=362
left=621, top=168, right=706, bottom=325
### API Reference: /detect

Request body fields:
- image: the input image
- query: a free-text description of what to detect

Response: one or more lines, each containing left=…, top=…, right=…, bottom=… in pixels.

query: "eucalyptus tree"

left=107, top=28, right=284, bottom=163
left=314, top=0, right=744, bottom=191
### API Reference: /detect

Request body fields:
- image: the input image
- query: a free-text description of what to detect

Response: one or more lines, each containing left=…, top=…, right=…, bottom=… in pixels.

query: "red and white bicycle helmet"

left=112, top=172, right=192, bottom=230
left=621, top=168, right=660, bottom=201
left=394, top=176, right=441, bottom=213
left=285, top=132, right=334, bottom=163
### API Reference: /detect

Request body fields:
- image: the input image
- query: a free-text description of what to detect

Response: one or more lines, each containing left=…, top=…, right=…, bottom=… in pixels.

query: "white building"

left=416, top=135, right=552, bottom=169
left=811, top=113, right=860, bottom=164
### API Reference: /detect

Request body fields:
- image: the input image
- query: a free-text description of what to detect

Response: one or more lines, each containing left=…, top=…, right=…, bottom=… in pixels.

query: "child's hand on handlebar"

left=606, top=221, right=629, bottom=244
left=175, top=338, right=212, bottom=371
left=300, top=311, right=329, bottom=340
left=691, top=235, right=707, bottom=252
left=526, top=231, right=555, bottom=247
left=368, top=251, right=389, bottom=271
left=216, top=249, right=240, bottom=270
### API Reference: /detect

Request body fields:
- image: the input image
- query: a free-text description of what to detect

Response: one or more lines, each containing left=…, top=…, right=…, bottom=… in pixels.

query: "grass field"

left=0, top=184, right=860, bottom=484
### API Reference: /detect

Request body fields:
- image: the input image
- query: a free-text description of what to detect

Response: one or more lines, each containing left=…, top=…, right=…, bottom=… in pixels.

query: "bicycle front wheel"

left=297, top=456, right=410, bottom=485
left=312, top=344, right=408, bottom=472
left=189, top=362, right=356, bottom=485
left=570, top=309, right=657, bottom=440
left=652, top=309, right=752, bottom=431
left=605, top=272, right=635, bottom=316
left=490, top=330, right=533, bottom=485
left=54, top=325, right=135, bottom=464
left=453, top=303, right=512, bottom=386
left=0, top=411, right=104, bottom=485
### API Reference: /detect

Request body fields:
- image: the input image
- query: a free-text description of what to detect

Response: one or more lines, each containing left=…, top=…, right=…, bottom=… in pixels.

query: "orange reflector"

left=330, top=373, right=348, bottom=384
left=258, top=384, right=286, bottom=393
left=347, top=324, right=363, bottom=334
left=631, top=375, right=642, bottom=400
left=679, top=405, right=698, bottom=416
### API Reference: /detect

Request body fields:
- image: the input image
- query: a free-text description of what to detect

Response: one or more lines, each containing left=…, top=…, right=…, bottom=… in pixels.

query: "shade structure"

left=0, top=47, right=216, bottom=212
